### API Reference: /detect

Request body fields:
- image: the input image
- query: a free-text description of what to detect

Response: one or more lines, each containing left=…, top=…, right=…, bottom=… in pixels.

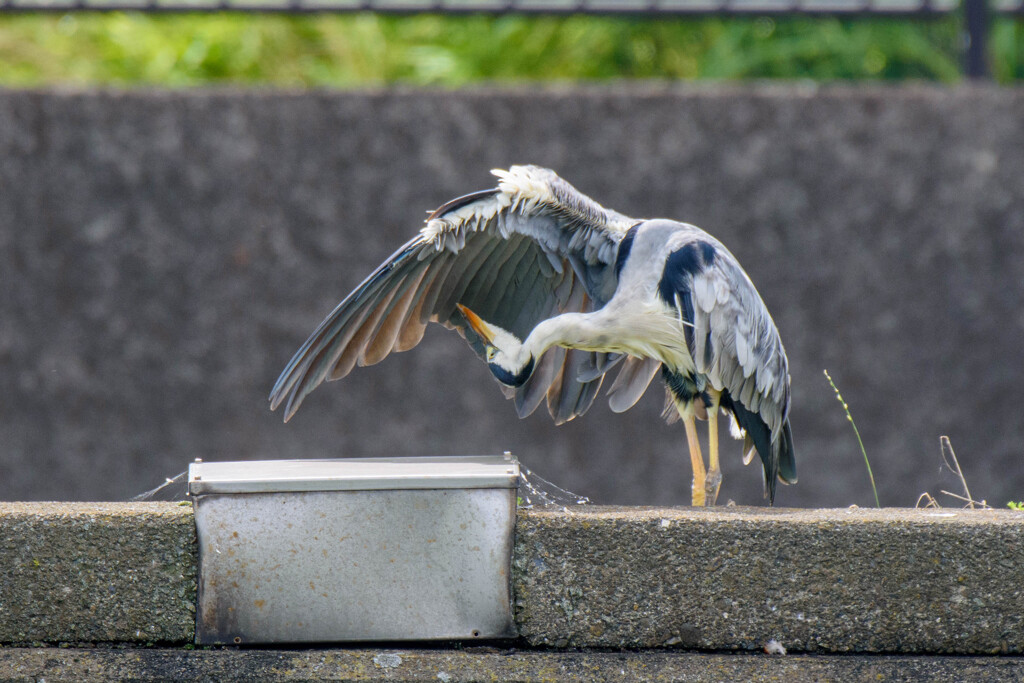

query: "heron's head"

left=457, top=304, right=535, bottom=387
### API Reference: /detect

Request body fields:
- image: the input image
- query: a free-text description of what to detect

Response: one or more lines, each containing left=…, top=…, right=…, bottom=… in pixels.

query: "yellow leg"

left=683, top=414, right=707, bottom=507
left=705, top=391, right=723, bottom=506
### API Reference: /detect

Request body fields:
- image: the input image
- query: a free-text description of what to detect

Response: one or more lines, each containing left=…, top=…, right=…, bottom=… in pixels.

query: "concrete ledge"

left=513, top=506, right=1024, bottom=654
left=0, top=503, right=196, bottom=643
left=3, top=503, right=1024, bottom=656
left=1, top=647, right=1023, bottom=683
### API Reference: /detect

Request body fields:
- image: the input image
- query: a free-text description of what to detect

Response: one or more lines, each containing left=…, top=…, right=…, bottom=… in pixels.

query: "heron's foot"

left=704, top=469, right=722, bottom=507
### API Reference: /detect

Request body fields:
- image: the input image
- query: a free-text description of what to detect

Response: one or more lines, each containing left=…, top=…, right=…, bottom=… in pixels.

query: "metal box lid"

left=188, top=454, right=519, bottom=495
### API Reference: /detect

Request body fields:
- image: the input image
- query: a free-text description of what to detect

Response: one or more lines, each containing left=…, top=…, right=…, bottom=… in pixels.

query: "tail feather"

left=728, top=399, right=776, bottom=503
left=777, top=420, right=797, bottom=485
left=721, top=390, right=795, bottom=505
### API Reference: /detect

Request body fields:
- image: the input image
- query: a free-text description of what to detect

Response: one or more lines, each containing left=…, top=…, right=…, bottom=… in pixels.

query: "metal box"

left=188, top=455, right=519, bottom=645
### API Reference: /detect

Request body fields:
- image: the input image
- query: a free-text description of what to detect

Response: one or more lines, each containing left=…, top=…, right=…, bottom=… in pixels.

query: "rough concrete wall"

left=4, top=648, right=1024, bottom=682
left=3, top=502, right=1024, bottom=657
left=0, top=502, right=195, bottom=643
left=514, top=506, right=1024, bottom=653
left=1, top=86, right=1022, bottom=507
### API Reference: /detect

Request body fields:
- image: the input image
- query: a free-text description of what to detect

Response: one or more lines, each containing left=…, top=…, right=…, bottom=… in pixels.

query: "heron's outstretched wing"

left=661, top=227, right=796, bottom=493
left=269, top=165, right=637, bottom=423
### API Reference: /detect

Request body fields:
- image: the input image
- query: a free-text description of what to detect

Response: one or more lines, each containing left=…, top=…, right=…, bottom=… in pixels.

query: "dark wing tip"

left=268, top=369, right=302, bottom=422
left=266, top=237, right=429, bottom=422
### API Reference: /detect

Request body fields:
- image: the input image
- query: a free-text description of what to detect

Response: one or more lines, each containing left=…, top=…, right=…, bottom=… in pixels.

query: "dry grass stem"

left=915, top=436, right=991, bottom=510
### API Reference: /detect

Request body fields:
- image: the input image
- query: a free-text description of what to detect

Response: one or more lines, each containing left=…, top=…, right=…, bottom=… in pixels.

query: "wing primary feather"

left=514, top=346, right=563, bottom=418
left=332, top=285, right=402, bottom=378
left=438, top=237, right=515, bottom=323
left=722, top=389, right=780, bottom=503
left=341, top=259, right=434, bottom=370
left=356, top=258, right=433, bottom=352
left=576, top=351, right=626, bottom=383
left=433, top=235, right=506, bottom=320
left=455, top=235, right=528, bottom=328
left=426, top=233, right=495, bottom=320
left=271, top=239, right=425, bottom=415
left=506, top=252, right=554, bottom=338
left=778, top=421, right=797, bottom=484
left=360, top=265, right=431, bottom=366
left=606, top=356, right=661, bottom=413
left=544, top=280, right=588, bottom=424
left=394, top=265, right=447, bottom=352
left=473, top=236, right=535, bottom=326
left=551, top=348, right=593, bottom=424
left=278, top=303, right=375, bottom=418
left=490, top=243, right=556, bottom=340
left=415, top=252, right=460, bottom=323
left=472, top=234, right=527, bottom=302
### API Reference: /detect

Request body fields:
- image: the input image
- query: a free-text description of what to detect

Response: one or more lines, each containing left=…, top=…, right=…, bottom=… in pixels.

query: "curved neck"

left=524, top=312, right=591, bottom=360
left=489, top=312, right=600, bottom=388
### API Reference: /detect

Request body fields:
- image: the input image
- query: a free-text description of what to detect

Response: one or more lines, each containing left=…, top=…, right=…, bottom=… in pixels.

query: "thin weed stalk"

left=824, top=369, right=880, bottom=508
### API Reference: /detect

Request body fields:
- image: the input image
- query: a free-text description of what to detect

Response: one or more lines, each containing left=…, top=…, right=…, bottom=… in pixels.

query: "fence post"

left=964, top=0, right=991, bottom=79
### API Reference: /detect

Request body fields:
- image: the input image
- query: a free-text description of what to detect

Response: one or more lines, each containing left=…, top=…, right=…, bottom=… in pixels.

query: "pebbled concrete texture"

left=0, top=502, right=196, bottom=643
left=3, top=503, right=1024, bottom=658
left=2, top=647, right=1024, bottom=683
left=3, top=86, right=1024, bottom=509
left=513, top=506, right=1024, bottom=654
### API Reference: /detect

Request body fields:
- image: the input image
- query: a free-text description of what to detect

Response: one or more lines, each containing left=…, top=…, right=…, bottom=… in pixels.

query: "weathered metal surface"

left=190, top=457, right=518, bottom=644
left=188, top=455, right=520, bottom=494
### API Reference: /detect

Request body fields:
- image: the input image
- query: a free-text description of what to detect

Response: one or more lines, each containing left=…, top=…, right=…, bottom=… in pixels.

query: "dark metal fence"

left=0, top=0, right=1020, bottom=77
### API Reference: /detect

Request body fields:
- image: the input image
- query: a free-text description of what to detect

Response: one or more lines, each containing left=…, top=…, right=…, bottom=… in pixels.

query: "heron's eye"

left=485, top=347, right=497, bottom=362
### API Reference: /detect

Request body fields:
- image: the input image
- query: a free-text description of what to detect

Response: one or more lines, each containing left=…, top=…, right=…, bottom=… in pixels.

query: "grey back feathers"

left=648, top=221, right=796, bottom=495
left=654, top=222, right=791, bottom=433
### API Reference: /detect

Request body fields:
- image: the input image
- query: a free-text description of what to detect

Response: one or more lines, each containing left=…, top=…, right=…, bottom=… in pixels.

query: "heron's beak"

left=457, top=304, right=496, bottom=344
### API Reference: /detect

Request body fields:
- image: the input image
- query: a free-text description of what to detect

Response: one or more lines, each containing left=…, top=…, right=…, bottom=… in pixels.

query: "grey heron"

left=270, top=165, right=796, bottom=506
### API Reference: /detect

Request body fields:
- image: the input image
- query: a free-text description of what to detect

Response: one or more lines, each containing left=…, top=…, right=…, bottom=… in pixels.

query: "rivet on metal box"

left=188, top=454, right=520, bottom=644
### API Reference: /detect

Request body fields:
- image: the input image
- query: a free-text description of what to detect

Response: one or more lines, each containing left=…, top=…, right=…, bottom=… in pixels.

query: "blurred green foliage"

left=991, top=17, right=1024, bottom=81
left=0, top=12, right=1019, bottom=86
